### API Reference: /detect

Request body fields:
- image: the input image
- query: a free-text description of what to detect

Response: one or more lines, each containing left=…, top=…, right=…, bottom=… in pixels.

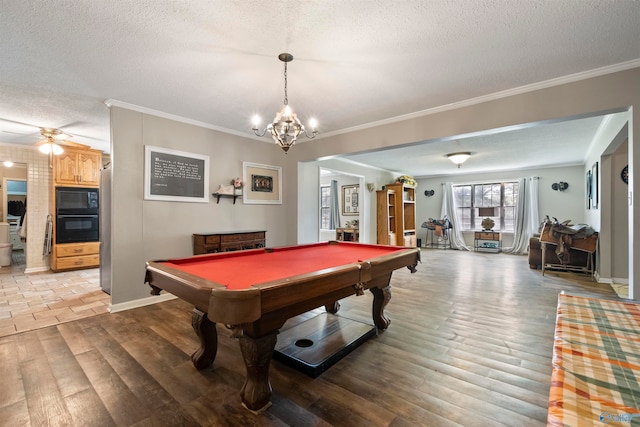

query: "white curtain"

left=441, top=182, right=471, bottom=251
left=504, top=177, right=539, bottom=254
left=329, top=180, right=341, bottom=229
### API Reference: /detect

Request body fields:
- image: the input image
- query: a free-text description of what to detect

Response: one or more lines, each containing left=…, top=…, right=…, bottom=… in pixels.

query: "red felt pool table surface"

left=162, top=242, right=405, bottom=290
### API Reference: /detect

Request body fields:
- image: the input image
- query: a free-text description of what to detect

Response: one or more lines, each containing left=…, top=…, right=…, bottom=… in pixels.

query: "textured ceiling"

left=0, top=1, right=638, bottom=175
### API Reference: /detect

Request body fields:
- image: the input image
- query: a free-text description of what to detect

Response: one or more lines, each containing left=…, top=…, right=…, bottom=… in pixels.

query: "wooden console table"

left=540, top=224, right=598, bottom=278
left=193, top=230, right=266, bottom=254
left=474, top=231, right=501, bottom=253
left=336, top=228, right=359, bottom=242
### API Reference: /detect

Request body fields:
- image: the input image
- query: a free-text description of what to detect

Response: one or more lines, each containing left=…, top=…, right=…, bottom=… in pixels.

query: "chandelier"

left=252, top=53, right=318, bottom=153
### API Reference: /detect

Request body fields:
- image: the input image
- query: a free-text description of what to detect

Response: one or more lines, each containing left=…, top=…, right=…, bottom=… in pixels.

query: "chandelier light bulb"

left=283, top=105, right=292, bottom=117
left=252, top=115, right=261, bottom=128
left=309, top=118, right=317, bottom=130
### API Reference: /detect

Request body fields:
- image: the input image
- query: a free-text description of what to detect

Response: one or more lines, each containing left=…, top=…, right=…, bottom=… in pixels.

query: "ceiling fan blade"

left=2, top=130, right=29, bottom=136
left=0, top=117, right=41, bottom=130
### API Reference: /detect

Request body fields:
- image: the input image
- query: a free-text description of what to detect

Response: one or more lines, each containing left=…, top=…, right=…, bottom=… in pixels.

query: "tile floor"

left=0, top=250, right=110, bottom=338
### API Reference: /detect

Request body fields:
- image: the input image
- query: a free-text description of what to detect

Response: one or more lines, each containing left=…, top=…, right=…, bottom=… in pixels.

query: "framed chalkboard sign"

left=144, top=146, right=209, bottom=202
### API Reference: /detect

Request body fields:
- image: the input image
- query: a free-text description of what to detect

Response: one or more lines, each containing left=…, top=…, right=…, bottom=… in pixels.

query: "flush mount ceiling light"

left=447, top=152, right=471, bottom=168
left=252, top=53, right=318, bottom=153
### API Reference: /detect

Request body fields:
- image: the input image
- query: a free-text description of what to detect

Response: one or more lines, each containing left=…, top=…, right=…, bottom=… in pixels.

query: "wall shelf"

left=212, top=193, right=241, bottom=204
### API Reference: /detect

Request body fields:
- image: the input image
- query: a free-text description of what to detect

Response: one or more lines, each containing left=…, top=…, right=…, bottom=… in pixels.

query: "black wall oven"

left=56, top=187, right=99, bottom=244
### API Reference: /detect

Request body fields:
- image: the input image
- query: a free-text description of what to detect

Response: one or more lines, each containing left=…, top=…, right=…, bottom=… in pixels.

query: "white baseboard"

left=612, top=277, right=630, bottom=285
left=24, top=266, right=51, bottom=274
left=109, top=293, right=177, bottom=313
left=596, top=276, right=630, bottom=285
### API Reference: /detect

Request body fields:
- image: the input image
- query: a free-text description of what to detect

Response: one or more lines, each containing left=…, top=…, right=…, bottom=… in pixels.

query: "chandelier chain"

left=283, top=62, right=288, bottom=106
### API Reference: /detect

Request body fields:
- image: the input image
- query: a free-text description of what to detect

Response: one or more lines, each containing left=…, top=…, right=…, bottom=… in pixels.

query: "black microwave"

left=56, top=187, right=99, bottom=215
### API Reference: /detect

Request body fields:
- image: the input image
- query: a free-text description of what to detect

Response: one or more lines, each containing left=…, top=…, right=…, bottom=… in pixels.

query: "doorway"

left=1, top=163, right=27, bottom=268
left=319, top=168, right=364, bottom=243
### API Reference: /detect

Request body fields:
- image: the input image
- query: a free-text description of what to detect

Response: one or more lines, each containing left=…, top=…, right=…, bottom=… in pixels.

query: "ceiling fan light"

left=52, top=143, right=64, bottom=155
left=39, top=143, right=52, bottom=154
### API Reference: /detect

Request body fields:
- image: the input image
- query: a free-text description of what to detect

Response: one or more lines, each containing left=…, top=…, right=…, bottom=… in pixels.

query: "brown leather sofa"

left=528, top=235, right=589, bottom=269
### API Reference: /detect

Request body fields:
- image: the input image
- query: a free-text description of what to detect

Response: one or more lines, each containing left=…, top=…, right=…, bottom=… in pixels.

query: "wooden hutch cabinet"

left=376, top=183, right=417, bottom=247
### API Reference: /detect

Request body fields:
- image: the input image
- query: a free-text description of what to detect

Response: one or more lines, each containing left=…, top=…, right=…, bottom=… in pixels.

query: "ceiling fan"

left=35, top=127, right=88, bottom=154
left=34, top=127, right=89, bottom=168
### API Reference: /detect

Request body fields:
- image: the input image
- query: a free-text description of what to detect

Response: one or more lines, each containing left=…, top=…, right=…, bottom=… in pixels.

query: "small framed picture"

left=591, top=161, right=599, bottom=209
left=342, top=184, right=359, bottom=215
left=586, top=170, right=592, bottom=209
left=243, top=162, right=282, bottom=204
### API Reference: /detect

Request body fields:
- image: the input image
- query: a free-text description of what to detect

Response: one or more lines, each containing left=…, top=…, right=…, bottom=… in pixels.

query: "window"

left=320, top=185, right=331, bottom=229
left=453, top=181, right=519, bottom=231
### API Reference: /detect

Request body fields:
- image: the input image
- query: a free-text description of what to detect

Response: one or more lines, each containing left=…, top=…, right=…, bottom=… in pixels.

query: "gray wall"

left=109, top=108, right=288, bottom=306
left=415, top=165, right=586, bottom=249
left=611, top=140, right=629, bottom=281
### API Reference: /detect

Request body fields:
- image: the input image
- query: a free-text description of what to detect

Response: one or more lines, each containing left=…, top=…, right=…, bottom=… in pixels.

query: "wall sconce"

left=551, top=182, right=569, bottom=191
left=424, top=189, right=435, bottom=197
left=366, top=182, right=376, bottom=192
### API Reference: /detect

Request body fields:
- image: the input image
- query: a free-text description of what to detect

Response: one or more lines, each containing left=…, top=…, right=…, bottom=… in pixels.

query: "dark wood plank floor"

left=0, top=249, right=618, bottom=426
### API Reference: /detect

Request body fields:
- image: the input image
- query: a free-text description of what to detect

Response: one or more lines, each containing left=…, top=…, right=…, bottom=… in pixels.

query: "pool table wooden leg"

left=238, top=331, right=278, bottom=412
left=191, top=309, right=218, bottom=370
left=325, top=301, right=340, bottom=314
left=370, top=283, right=392, bottom=330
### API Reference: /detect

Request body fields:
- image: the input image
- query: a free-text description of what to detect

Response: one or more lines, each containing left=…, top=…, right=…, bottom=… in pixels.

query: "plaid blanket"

left=548, top=294, right=640, bottom=426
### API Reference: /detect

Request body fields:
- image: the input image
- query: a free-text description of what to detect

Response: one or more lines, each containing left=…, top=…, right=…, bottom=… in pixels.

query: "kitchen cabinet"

left=54, top=147, right=102, bottom=186
left=51, top=242, right=100, bottom=271
left=50, top=147, right=103, bottom=272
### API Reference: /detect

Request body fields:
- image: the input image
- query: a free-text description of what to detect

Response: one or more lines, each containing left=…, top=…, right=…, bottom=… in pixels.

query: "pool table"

left=144, top=241, right=420, bottom=412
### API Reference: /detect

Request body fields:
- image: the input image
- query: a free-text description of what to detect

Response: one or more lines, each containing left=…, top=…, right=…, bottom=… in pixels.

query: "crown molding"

left=103, top=99, right=257, bottom=140
left=320, top=59, right=640, bottom=139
